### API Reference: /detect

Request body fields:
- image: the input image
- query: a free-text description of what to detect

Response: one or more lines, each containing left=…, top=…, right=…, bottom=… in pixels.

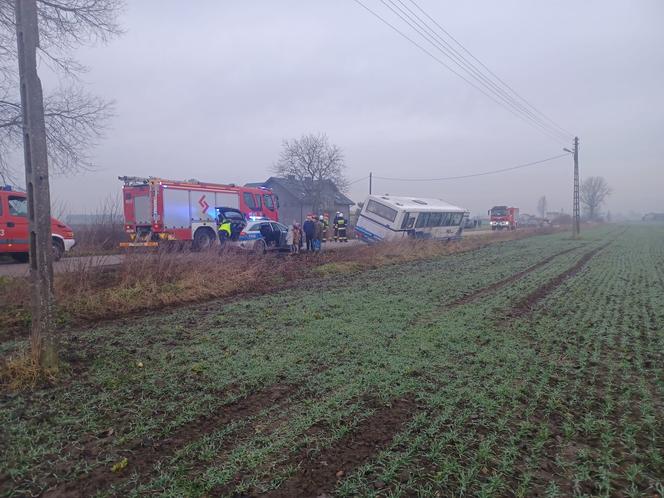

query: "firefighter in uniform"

left=334, top=212, right=348, bottom=242
left=333, top=212, right=340, bottom=242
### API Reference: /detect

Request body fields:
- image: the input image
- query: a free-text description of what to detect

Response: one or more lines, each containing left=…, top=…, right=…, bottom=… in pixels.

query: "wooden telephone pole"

left=15, top=0, right=58, bottom=369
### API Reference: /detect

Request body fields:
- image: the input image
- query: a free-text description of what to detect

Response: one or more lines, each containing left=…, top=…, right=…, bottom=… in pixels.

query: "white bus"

left=355, top=195, right=469, bottom=242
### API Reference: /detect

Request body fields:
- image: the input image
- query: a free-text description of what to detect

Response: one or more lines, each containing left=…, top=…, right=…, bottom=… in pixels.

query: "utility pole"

left=15, top=0, right=58, bottom=369
left=369, top=172, right=372, bottom=195
left=572, top=136, right=580, bottom=238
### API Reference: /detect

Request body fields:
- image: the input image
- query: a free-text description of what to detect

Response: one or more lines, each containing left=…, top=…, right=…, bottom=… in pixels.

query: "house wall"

left=270, top=186, right=303, bottom=225
left=266, top=180, right=352, bottom=225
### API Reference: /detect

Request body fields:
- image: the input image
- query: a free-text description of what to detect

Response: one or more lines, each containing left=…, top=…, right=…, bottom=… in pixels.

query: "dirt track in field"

left=263, top=396, right=419, bottom=498
left=507, top=241, right=613, bottom=317
left=447, top=246, right=579, bottom=308
left=43, top=384, right=298, bottom=498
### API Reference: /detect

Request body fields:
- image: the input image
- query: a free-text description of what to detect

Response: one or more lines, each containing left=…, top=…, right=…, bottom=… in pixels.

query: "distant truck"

left=0, top=185, right=75, bottom=262
left=489, top=205, right=519, bottom=230
left=119, top=176, right=279, bottom=249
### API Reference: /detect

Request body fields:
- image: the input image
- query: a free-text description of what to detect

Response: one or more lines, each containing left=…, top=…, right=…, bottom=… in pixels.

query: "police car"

left=236, top=217, right=290, bottom=253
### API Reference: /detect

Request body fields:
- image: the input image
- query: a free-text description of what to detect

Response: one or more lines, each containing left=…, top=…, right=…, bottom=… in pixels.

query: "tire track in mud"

left=506, top=241, right=613, bottom=318
left=446, top=247, right=579, bottom=308
left=409, top=247, right=582, bottom=330
left=260, top=396, right=419, bottom=498
left=42, top=384, right=298, bottom=498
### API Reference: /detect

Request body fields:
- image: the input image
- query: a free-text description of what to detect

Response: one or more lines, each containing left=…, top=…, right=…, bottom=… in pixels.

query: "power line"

left=374, top=0, right=570, bottom=143
left=385, top=0, right=571, bottom=142
left=352, top=0, right=573, bottom=145
left=348, top=175, right=370, bottom=185
left=372, top=152, right=570, bottom=182
left=405, top=0, right=574, bottom=139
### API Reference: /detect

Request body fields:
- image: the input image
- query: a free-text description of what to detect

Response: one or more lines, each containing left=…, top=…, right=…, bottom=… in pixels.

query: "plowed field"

left=1, top=225, right=662, bottom=497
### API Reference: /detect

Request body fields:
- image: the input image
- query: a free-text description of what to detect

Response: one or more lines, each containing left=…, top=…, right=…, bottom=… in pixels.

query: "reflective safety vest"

left=336, top=218, right=346, bottom=227
left=218, top=221, right=232, bottom=237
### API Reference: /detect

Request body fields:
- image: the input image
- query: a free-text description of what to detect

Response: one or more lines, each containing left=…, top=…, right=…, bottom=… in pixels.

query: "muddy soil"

left=263, top=396, right=418, bottom=498
left=43, top=384, right=297, bottom=498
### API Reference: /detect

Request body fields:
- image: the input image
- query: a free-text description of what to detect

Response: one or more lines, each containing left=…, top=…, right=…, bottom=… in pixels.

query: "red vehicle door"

left=262, top=192, right=278, bottom=221
left=2, top=193, right=29, bottom=253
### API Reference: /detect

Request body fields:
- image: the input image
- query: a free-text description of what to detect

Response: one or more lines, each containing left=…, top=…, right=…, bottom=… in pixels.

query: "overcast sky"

left=45, top=0, right=663, bottom=217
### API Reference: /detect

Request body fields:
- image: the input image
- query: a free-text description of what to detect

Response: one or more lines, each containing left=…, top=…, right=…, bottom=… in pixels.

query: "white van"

left=355, top=195, right=468, bottom=242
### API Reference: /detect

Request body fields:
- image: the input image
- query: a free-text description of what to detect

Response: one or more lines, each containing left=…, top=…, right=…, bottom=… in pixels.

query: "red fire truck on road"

left=119, top=176, right=279, bottom=249
left=489, top=205, right=519, bottom=230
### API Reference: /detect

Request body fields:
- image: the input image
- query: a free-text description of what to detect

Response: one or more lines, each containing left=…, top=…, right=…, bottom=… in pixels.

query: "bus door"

left=400, top=211, right=416, bottom=236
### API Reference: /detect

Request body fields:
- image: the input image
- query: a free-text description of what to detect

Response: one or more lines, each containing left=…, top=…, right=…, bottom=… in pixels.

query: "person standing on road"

left=303, top=215, right=315, bottom=252
left=322, top=213, right=330, bottom=243
left=314, top=215, right=325, bottom=252
left=292, top=222, right=302, bottom=254
left=334, top=212, right=348, bottom=242
left=287, top=222, right=295, bottom=254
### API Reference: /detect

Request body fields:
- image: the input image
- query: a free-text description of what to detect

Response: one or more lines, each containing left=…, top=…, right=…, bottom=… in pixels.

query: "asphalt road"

left=0, top=254, right=124, bottom=277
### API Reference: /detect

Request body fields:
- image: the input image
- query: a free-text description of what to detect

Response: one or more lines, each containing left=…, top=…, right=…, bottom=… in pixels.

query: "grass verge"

left=0, top=228, right=555, bottom=340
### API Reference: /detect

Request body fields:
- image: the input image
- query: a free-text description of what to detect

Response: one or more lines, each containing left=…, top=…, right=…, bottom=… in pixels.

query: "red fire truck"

left=0, top=185, right=75, bottom=262
left=119, top=176, right=279, bottom=249
left=488, top=205, right=519, bottom=230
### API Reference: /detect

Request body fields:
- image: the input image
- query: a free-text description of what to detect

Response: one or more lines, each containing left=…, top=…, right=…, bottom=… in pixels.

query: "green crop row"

left=1, top=225, right=661, bottom=498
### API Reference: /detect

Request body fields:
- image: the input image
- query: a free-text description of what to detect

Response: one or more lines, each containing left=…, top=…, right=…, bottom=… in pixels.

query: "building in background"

left=246, top=177, right=354, bottom=224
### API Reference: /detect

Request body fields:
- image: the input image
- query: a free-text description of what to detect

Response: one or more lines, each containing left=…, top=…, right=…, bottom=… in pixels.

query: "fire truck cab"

left=0, top=186, right=75, bottom=262
left=489, top=206, right=519, bottom=230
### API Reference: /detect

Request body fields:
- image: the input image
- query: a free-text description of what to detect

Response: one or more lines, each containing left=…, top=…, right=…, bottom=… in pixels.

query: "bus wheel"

left=193, top=228, right=215, bottom=251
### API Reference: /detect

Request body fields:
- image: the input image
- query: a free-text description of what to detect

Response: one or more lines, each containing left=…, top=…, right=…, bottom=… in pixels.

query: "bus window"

left=415, top=212, right=430, bottom=228
left=428, top=212, right=442, bottom=227
left=450, top=213, right=463, bottom=225
left=440, top=212, right=451, bottom=226
left=401, top=212, right=415, bottom=229
left=263, top=194, right=275, bottom=211
left=243, top=192, right=258, bottom=210
left=366, top=199, right=397, bottom=222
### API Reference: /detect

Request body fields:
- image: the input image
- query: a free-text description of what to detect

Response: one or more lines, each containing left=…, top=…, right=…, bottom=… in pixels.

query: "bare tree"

left=580, top=176, right=612, bottom=220
left=273, top=133, right=348, bottom=213
left=0, top=0, right=122, bottom=178
left=537, top=195, right=547, bottom=218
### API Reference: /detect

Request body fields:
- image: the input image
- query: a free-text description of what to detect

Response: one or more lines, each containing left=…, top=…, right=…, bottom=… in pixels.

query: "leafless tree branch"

left=0, top=0, right=123, bottom=180
left=273, top=133, right=349, bottom=212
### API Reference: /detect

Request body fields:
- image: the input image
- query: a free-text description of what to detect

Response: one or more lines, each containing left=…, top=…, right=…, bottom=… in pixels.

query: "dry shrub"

left=67, top=194, right=125, bottom=254
left=72, top=223, right=125, bottom=253
left=1, top=227, right=558, bottom=335
left=0, top=349, right=57, bottom=390
left=0, top=276, right=31, bottom=336
left=333, top=227, right=553, bottom=268
left=55, top=249, right=274, bottom=320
